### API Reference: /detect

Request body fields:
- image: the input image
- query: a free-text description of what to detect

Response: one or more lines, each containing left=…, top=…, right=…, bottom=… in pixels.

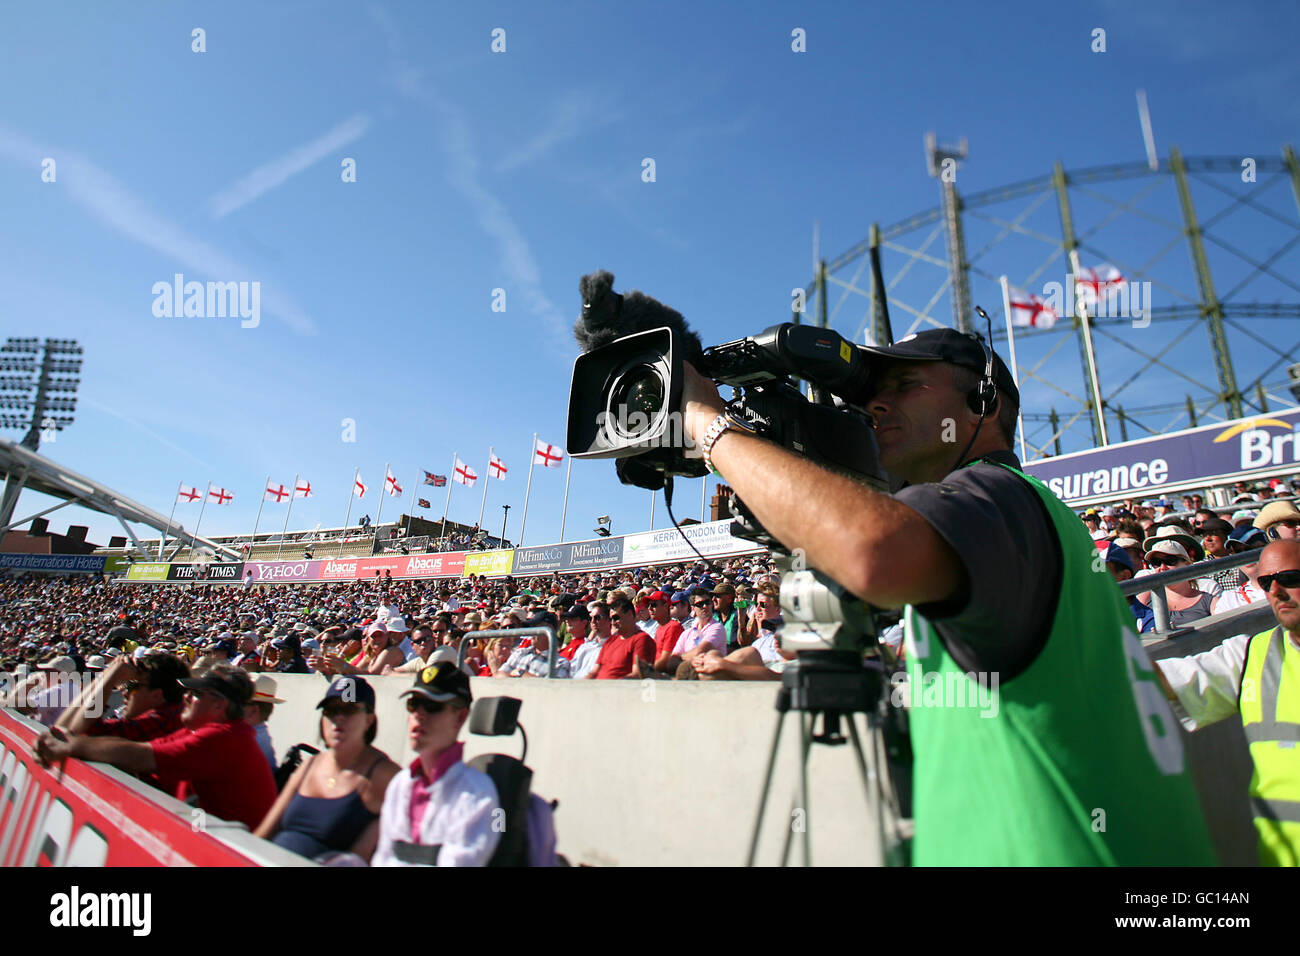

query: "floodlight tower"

left=0, top=337, right=83, bottom=526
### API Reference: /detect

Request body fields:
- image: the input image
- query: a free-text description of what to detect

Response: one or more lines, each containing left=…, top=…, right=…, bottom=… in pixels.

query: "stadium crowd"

left=1073, top=477, right=1300, bottom=633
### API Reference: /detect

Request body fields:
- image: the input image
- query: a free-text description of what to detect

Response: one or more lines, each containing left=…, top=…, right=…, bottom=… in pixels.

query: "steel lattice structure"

left=798, top=142, right=1300, bottom=461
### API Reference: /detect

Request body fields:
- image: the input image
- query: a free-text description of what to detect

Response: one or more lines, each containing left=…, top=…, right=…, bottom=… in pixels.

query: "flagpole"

left=439, top=452, right=455, bottom=543
left=559, top=454, right=572, bottom=541
left=477, top=446, right=492, bottom=528
left=519, top=434, right=537, bottom=547
left=405, top=468, right=418, bottom=537
left=161, top=482, right=181, bottom=559
left=999, top=276, right=1028, bottom=463
left=375, top=462, right=389, bottom=539
left=701, top=475, right=708, bottom=522
left=1068, top=250, right=1110, bottom=446
left=340, top=469, right=358, bottom=557
left=275, top=474, right=298, bottom=560
left=250, top=474, right=269, bottom=554
left=190, top=483, right=211, bottom=559
left=649, top=490, right=655, bottom=530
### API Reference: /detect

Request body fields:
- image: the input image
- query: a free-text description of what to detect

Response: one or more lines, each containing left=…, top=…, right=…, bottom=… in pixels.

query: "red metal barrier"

left=0, top=710, right=260, bottom=867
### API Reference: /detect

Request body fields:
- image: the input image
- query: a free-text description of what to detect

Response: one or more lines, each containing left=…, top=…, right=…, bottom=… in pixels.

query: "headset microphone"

left=950, top=306, right=999, bottom=474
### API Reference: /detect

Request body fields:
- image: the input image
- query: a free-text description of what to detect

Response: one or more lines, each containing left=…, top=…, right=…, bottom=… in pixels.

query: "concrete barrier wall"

left=263, top=672, right=1255, bottom=866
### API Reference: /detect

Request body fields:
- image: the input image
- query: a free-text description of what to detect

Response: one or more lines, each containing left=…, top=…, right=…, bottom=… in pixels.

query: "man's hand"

left=104, top=657, right=141, bottom=688
left=681, top=363, right=727, bottom=449
left=34, top=727, right=76, bottom=769
left=692, top=653, right=725, bottom=676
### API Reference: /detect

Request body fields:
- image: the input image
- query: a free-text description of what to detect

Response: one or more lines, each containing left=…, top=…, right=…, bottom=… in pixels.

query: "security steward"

left=1157, top=539, right=1300, bottom=865
left=681, top=325, right=1216, bottom=865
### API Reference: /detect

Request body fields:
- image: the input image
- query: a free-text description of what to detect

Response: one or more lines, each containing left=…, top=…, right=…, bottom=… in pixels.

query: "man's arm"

left=682, top=365, right=961, bottom=607
left=36, top=731, right=157, bottom=774
left=1154, top=633, right=1251, bottom=730
left=57, top=658, right=137, bottom=734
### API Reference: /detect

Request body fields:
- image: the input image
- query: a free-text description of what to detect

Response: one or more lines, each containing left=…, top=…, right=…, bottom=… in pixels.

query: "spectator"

left=372, top=663, right=501, bottom=866
left=271, top=634, right=311, bottom=674
left=35, top=663, right=277, bottom=830
left=1256, top=501, right=1300, bottom=542
left=6, top=655, right=79, bottom=726
left=1212, top=528, right=1269, bottom=613
left=588, top=596, right=656, bottom=680
left=571, top=603, right=611, bottom=679
left=256, top=677, right=399, bottom=864
left=710, top=583, right=742, bottom=652
left=56, top=653, right=188, bottom=748
left=557, top=605, right=591, bottom=661
left=245, top=675, right=284, bottom=772
left=1134, top=541, right=1214, bottom=632
left=663, top=589, right=728, bottom=678
left=1200, top=518, right=1244, bottom=592
left=499, top=627, right=568, bottom=678
left=739, top=583, right=782, bottom=646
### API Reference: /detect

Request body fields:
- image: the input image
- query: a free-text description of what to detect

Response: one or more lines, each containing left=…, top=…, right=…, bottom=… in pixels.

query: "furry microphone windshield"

left=574, top=270, right=705, bottom=366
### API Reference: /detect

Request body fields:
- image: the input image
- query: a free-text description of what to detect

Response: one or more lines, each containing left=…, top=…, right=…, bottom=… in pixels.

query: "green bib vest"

left=903, top=461, right=1216, bottom=865
left=1239, top=625, right=1300, bottom=866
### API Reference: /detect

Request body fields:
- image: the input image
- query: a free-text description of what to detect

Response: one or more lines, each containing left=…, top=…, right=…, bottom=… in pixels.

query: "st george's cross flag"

left=208, top=484, right=234, bottom=505
left=533, top=438, right=563, bottom=468
left=453, top=458, right=478, bottom=487
left=1007, top=286, right=1060, bottom=329
left=294, top=478, right=313, bottom=498
left=354, top=473, right=368, bottom=498
left=265, top=482, right=291, bottom=503
left=1074, top=263, right=1127, bottom=311
left=385, top=468, right=403, bottom=497
left=177, top=484, right=202, bottom=503
left=488, top=452, right=508, bottom=480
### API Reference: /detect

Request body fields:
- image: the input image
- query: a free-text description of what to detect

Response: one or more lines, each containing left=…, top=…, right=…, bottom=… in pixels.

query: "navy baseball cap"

left=561, top=604, right=590, bottom=621
left=1104, top=543, right=1135, bottom=574
left=316, top=676, right=377, bottom=711
left=671, top=590, right=690, bottom=604
left=859, top=328, right=1019, bottom=406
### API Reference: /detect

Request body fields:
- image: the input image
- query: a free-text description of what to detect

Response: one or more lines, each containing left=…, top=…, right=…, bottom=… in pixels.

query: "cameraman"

left=680, top=328, right=1215, bottom=865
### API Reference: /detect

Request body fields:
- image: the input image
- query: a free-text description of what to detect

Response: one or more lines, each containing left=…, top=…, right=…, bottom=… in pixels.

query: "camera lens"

left=608, top=365, right=664, bottom=439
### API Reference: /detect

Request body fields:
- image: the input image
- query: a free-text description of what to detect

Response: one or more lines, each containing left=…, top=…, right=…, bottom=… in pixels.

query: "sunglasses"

left=1145, top=556, right=1187, bottom=568
left=405, top=697, right=451, bottom=715
left=692, top=601, right=712, bottom=608
left=1258, top=569, right=1300, bottom=593
left=322, top=702, right=364, bottom=719
left=122, top=680, right=144, bottom=694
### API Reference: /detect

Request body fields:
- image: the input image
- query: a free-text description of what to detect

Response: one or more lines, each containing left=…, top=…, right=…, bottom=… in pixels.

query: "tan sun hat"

left=250, top=674, right=286, bottom=704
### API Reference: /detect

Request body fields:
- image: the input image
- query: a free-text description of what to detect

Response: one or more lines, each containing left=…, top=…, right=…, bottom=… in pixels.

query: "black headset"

left=950, top=307, right=1000, bottom=474
left=966, top=307, right=998, bottom=416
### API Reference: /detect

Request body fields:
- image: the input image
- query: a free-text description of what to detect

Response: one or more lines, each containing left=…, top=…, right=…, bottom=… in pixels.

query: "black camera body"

left=567, top=309, right=890, bottom=553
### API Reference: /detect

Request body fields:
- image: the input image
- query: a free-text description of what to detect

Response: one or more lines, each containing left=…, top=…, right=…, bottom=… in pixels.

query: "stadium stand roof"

left=0, top=436, right=239, bottom=560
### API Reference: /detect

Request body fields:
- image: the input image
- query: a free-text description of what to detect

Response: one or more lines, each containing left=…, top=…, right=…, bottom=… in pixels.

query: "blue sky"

left=2, top=0, right=1298, bottom=550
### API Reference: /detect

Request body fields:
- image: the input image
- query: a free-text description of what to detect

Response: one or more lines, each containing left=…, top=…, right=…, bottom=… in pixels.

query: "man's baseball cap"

left=316, top=676, right=376, bottom=711
left=858, top=328, right=1020, bottom=406
left=1105, top=544, right=1135, bottom=574
left=1198, top=518, right=1233, bottom=538
left=561, top=604, right=590, bottom=621
left=1227, top=526, right=1267, bottom=551
left=37, top=655, right=76, bottom=673
left=711, top=583, right=736, bottom=597
left=671, top=590, right=690, bottom=604
left=179, top=670, right=254, bottom=707
left=401, top=661, right=472, bottom=706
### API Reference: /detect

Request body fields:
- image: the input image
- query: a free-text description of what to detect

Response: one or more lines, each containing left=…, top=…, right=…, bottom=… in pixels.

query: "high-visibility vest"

left=1239, top=625, right=1300, bottom=866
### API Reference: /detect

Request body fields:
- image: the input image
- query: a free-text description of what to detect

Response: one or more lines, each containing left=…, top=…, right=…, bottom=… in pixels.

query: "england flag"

left=294, top=479, right=313, bottom=498
left=453, top=458, right=478, bottom=487
left=1008, top=286, right=1059, bottom=329
left=533, top=438, right=563, bottom=468
left=265, top=482, right=291, bottom=503
left=208, top=485, right=234, bottom=505
left=1075, top=263, right=1126, bottom=310
left=177, top=484, right=202, bottom=503
left=385, top=468, right=403, bottom=497
left=488, top=453, right=508, bottom=480
left=354, top=474, right=368, bottom=499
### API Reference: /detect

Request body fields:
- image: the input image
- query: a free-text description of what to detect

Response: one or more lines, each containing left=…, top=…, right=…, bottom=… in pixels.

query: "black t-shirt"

left=892, top=450, right=1062, bottom=681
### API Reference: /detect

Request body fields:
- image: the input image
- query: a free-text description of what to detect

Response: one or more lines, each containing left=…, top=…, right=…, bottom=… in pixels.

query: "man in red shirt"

left=588, top=596, right=656, bottom=680
left=644, top=591, right=684, bottom=677
left=557, top=604, right=591, bottom=660
left=35, top=663, right=276, bottom=830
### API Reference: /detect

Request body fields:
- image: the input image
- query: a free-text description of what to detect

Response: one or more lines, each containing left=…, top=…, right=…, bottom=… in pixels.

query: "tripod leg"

left=746, top=709, right=786, bottom=867
left=800, top=711, right=813, bottom=867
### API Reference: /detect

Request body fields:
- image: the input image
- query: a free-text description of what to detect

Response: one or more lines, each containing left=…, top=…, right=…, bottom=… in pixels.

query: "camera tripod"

left=746, top=649, right=913, bottom=867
